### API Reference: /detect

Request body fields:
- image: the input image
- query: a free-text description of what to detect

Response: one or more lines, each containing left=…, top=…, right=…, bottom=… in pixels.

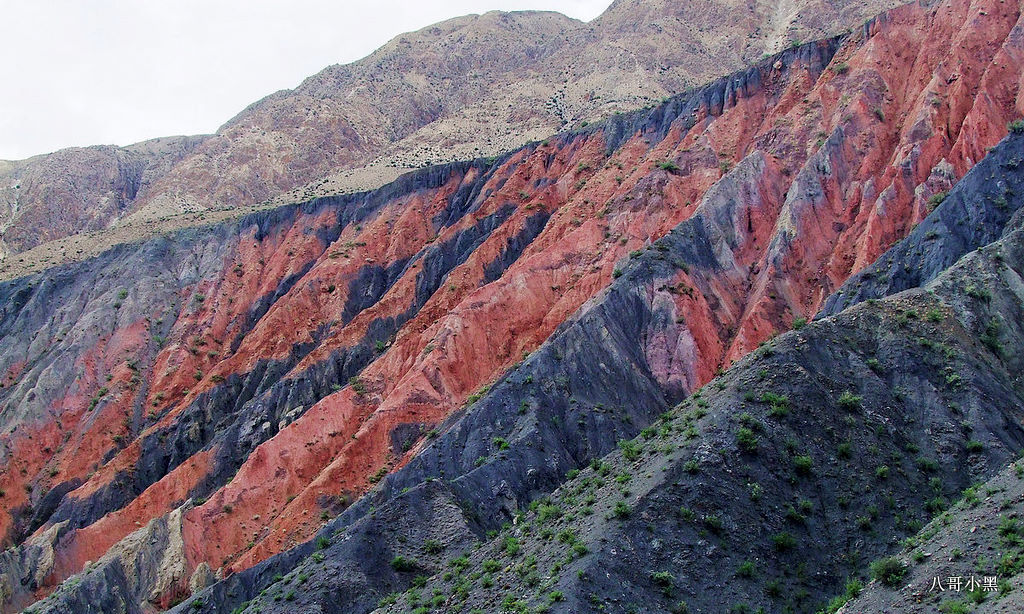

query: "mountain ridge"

left=0, top=0, right=902, bottom=278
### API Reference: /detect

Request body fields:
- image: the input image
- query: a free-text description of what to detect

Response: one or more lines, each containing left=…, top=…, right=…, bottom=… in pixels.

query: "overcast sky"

left=0, top=1, right=611, bottom=160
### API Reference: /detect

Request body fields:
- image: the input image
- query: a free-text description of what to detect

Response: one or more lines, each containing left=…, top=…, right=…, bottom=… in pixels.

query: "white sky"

left=0, top=0, right=611, bottom=160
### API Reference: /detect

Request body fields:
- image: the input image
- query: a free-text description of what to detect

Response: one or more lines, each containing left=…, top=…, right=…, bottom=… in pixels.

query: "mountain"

left=0, top=0, right=903, bottom=278
left=0, top=137, right=207, bottom=260
left=1, top=0, right=1023, bottom=611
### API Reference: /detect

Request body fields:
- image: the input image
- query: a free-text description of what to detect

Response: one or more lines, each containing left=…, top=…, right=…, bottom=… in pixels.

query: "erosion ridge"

left=375, top=167, right=1024, bottom=614
left=171, top=134, right=1024, bottom=614
left=0, top=0, right=1022, bottom=611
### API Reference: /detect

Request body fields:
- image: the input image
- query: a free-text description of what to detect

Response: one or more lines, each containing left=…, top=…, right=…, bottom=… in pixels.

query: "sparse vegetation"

left=618, top=439, right=642, bottom=461
left=870, top=556, right=907, bottom=588
left=792, top=455, right=813, bottom=476
left=927, top=191, right=948, bottom=211
left=761, top=392, right=790, bottom=418
left=772, top=532, right=796, bottom=551
left=837, top=390, right=862, bottom=411
left=735, top=427, right=758, bottom=453
left=390, top=555, right=419, bottom=572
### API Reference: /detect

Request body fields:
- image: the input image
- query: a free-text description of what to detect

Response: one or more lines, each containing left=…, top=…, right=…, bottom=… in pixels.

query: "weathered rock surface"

left=0, top=136, right=207, bottom=258
left=0, top=0, right=1023, bottom=611
left=177, top=132, right=1024, bottom=614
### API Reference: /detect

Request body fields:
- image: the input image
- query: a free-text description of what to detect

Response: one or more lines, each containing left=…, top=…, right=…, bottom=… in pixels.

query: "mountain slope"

left=374, top=187, right=1024, bottom=614
left=0, top=0, right=1022, bottom=611
left=167, top=130, right=1024, bottom=614
left=0, top=136, right=207, bottom=258
left=0, top=0, right=903, bottom=274
left=837, top=460, right=1024, bottom=614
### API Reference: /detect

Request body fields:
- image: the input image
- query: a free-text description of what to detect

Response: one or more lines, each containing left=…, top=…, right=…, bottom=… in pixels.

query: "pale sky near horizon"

left=0, top=0, right=611, bottom=160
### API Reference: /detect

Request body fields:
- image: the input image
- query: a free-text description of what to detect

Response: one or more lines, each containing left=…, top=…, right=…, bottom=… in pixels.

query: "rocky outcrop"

left=0, top=136, right=207, bottom=258
left=820, top=132, right=1024, bottom=316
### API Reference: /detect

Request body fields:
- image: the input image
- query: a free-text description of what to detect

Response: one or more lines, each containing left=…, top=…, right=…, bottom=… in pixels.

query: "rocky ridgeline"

left=1, top=0, right=901, bottom=266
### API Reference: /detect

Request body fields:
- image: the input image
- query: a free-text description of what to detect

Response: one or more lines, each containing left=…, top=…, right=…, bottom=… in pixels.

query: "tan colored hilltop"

left=0, top=0, right=900, bottom=280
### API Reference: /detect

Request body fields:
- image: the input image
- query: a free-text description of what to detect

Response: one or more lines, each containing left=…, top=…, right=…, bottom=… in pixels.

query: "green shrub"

left=927, top=191, right=948, bottom=211
left=613, top=501, right=632, bottom=518
left=504, top=536, right=521, bottom=556
left=916, top=456, right=938, bottom=472
left=702, top=514, right=724, bottom=534
left=823, top=578, right=864, bottom=613
left=651, top=571, right=674, bottom=586
left=735, top=427, right=758, bottom=453
left=939, top=600, right=972, bottom=614
left=657, top=160, right=680, bottom=172
left=926, top=497, right=949, bottom=513
left=793, top=455, right=813, bottom=475
left=965, top=285, right=992, bottom=302
left=450, top=555, right=471, bottom=572
left=537, top=504, right=562, bottom=523
left=1008, top=119, right=1024, bottom=133
left=792, top=317, right=807, bottom=330
left=771, top=532, right=796, bottom=551
left=980, top=318, right=1003, bottom=355
left=736, top=560, right=755, bottom=578
left=870, top=556, right=907, bottom=588
left=618, top=439, right=642, bottom=461
left=837, top=391, right=862, bottom=410
left=760, top=392, right=790, bottom=418
left=390, top=555, right=418, bottom=572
